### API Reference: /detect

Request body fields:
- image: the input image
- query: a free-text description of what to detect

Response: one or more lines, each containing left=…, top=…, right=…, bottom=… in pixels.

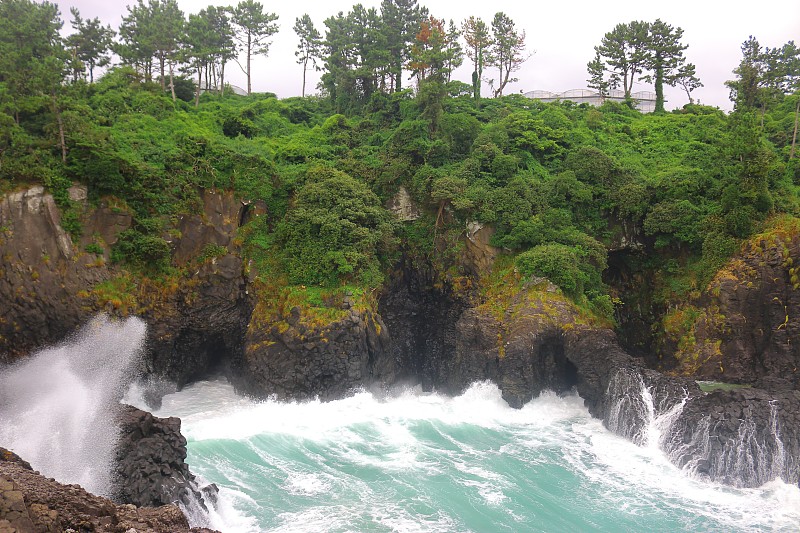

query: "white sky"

left=55, top=0, right=800, bottom=110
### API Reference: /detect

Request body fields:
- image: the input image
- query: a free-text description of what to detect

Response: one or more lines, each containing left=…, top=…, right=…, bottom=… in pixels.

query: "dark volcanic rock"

left=143, top=252, right=253, bottom=389
left=238, top=305, right=392, bottom=400
left=113, top=405, right=214, bottom=510
left=378, top=262, right=800, bottom=487
left=139, top=189, right=255, bottom=389
left=0, top=186, right=113, bottom=361
left=662, top=388, right=800, bottom=487
left=378, top=261, right=471, bottom=392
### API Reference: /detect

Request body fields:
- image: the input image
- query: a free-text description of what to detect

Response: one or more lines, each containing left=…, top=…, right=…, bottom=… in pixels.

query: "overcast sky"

left=54, top=0, right=799, bottom=111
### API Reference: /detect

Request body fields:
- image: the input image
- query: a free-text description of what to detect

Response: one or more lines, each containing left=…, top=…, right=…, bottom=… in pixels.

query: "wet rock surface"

left=378, top=262, right=800, bottom=487
left=664, top=388, right=800, bottom=487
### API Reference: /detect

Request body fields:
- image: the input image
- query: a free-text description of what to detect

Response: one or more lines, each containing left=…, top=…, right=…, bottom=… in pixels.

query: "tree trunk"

left=682, top=83, right=694, bottom=104
left=168, top=61, right=176, bottom=102
left=160, top=56, right=166, bottom=90
left=51, top=93, right=66, bottom=164
left=302, top=58, right=308, bottom=97
left=195, top=66, right=202, bottom=108
left=654, top=58, right=665, bottom=113
left=247, top=32, right=252, bottom=95
left=791, top=98, right=799, bottom=160
left=220, top=61, right=226, bottom=96
left=395, top=61, right=402, bottom=92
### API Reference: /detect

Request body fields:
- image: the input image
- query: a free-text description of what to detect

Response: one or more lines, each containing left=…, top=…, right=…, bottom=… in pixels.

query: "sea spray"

left=0, top=314, right=146, bottom=496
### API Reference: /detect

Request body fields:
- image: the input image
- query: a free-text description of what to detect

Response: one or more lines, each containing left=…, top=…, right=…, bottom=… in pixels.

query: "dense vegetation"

left=1, top=0, right=799, bottom=326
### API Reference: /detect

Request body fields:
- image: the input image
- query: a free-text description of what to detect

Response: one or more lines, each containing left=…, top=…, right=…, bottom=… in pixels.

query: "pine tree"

left=380, top=0, right=427, bottom=92
left=593, top=21, right=649, bottom=99
left=586, top=51, right=609, bottom=100
left=66, top=8, right=115, bottom=83
left=117, top=0, right=156, bottom=81
left=230, top=0, right=279, bottom=95
left=489, top=12, right=529, bottom=97
left=640, top=19, right=694, bottom=113
left=293, top=14, right=322, bottom=97
left=461, top=16, right=491, bottom=100
left=0, top=0, right=66, bottom=124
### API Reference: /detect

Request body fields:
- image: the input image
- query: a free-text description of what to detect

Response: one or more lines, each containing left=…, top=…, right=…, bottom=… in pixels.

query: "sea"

left=146, top=380, right=800, bottom=533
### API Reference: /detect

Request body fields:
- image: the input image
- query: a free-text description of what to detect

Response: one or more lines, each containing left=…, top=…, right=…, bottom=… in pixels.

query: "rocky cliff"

left=237, top=298, right=393, bottom=401
left=0, top=445, right=216, bottom=533
left=0, top=186, right=111, bottom=360
left=659, top=218, right=800, bottom=390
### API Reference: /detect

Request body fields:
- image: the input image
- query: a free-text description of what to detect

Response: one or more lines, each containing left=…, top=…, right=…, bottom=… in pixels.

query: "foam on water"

left=0, top=315, right=146, bottom=496
left=146, top=379, right=800, bottom=533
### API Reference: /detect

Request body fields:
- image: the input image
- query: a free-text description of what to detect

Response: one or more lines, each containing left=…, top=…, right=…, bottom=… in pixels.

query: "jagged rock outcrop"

left=377, top=258, right=800, bottom=487
left=237, top=302, right=392, bottom=400
left=1, top=446, right=215, bottom=533
left=659, top=222, right=800, bottom=390
left=113, top=405, right=214, bottom=510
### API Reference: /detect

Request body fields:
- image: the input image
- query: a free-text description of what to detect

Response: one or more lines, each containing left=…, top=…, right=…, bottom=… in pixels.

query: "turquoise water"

left=148, top=380, right=800, bottom=533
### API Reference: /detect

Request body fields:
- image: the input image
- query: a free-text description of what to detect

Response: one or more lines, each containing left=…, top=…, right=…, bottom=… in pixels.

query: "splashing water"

left=0, top=315, right=146, bottom=496
left=603, top=367, right=800, bottom=488
left=603, top=368, right=687, bottom=448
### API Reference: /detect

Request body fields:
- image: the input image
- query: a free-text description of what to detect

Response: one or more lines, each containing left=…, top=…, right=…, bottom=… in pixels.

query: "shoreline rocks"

left=1, top=445, right=217, bottom=533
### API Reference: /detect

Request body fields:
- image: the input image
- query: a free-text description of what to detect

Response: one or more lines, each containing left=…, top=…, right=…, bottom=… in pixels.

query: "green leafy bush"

left=275, top=166, right=395, bottom=286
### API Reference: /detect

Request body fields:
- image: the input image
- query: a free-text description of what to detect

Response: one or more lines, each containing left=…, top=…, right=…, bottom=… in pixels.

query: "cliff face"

left=659, top=220, right=800, bottom=390
left=0, top=186, right=253, bottom=387
left=237, top=301, right=393, bottom=401
left=3, top=187, right=800, bottom=490
left=140, top=189, right=253, bottom=387
left=0, top=186, right=113, bottom=360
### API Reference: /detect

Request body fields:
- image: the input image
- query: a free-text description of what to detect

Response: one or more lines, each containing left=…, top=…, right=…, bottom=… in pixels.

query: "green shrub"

left=516, top=244, right=586, bottom=297
left=111, top=229, right=171, bottom=273
left=274, top=166, right=395, bottom=286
